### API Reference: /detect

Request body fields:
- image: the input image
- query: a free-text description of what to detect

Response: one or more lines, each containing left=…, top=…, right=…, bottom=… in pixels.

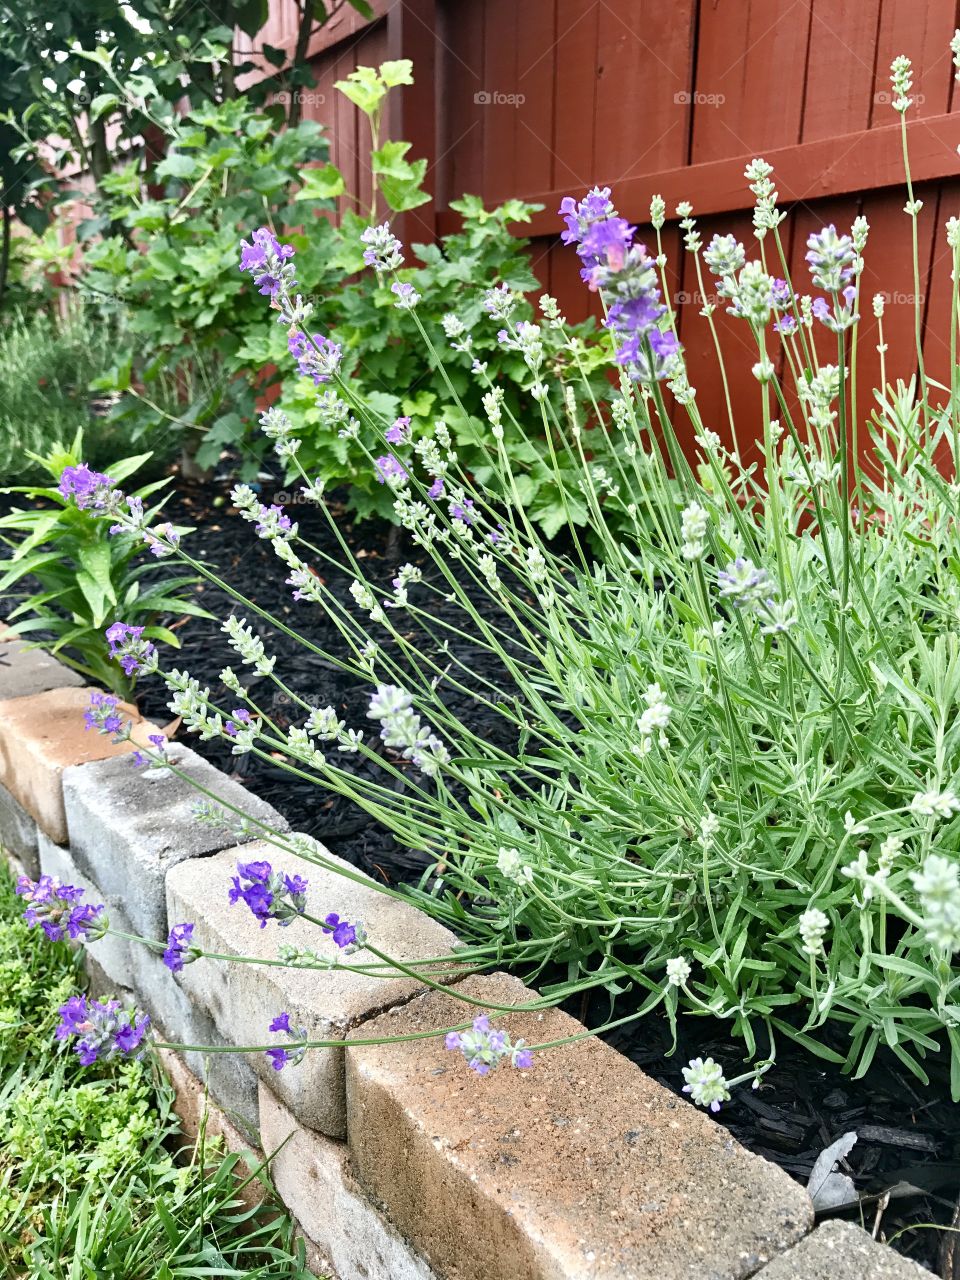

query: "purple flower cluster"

left=228, top=860, right=308, bottom=928
left=84, top=691, right=124, bottom=736
left=162, top=922, right=197, bottom=973
left=239, top=226, right=296, bottom=298
left=17, top=875, right=105, bottom=942
left=360, top=222, right=404, bottom=271
left=449, top=498, right=475, bottom=526
left=56, top=994, right=150, bottom=1065
left=559, top=187, right=633, bottom=284
left=253, top=503, right=294, bottom=541
left=105, top=622, right=156, bottom=676
left=265, top=1011, right=308, bottom=1071
left=323, top=912, right=360, bottom=949
left=717, top=557, right=771, bottom=609
left=559, top=187, right=678, bottom=381
left=143, top=521, right=181, bottom=557
left=812, top=287, right=859, bottom=333
left=445, top=1014, right=533, bottom=1076
left=806, top=225, right=856, bottom=293
left=374, top=454, right=408, bottom=486
left=225, top=707, right=252, bottom=737
left=288, top=332, right=342, bottom=386
left=384, top=416, right=411, bottom=446
left=58, top=464, right=115, bottom=511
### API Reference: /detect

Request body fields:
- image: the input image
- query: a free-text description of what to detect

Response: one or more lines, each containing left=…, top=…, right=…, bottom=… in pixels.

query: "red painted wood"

left=921, top=180, right=960, bottom=400
left=435, top=0, right=486, bottom=206
left=801, top=0, right=882, bottom=142
left=480, top=0, right=520, bottom=204
left=690, top=0, right=812, bottom=163
left=435, top=110, right=960, bottom=239
left=551, top=0, right=601, bottom=195
left=386, top=0, right=437, bottom=247
left=871, top=0, right=956, bottom=126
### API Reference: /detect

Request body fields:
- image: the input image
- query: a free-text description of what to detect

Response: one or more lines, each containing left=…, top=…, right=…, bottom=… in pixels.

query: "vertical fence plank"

left=387, top=0, right=437, bottom=246
left=480, top=0, right=520, bottom=204
left=435, top=0, right=486, bottom=207
left=871, top=0, right=957, bottom=126
left=691, top=0, right=812, bottom=163
left=801, top=0, right=882, bottom=142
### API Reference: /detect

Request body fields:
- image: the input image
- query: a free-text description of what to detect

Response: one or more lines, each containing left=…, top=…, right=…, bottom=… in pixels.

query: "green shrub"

left=0, top=433, right=210, bottom=697
left=0, top=304, right=173, bottom=485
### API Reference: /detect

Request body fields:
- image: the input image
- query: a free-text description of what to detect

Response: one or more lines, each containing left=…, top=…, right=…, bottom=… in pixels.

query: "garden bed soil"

left=7, top=467, right=960, bottom=1274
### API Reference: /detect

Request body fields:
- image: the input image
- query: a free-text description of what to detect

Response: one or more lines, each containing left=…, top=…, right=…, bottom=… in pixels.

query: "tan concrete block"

left=755, top=1220, right=930, bottom=1279
left=0, top=631, right=85, bottom=699
left=0, top=687, right=155, bottom=843
left=259, top=1083, right=436, bottom=1280
left=347, top=973, right=813, bottom=1280
left=166, top=838, right=461, bottom=1137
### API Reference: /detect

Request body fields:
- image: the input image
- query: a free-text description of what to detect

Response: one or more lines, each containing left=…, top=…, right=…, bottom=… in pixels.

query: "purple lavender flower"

left=812, top=285, right=859, bottom=332
left=445, top=1014, right=533, bottom=1075
left=163, top=922, right=196, bottom=973
left=228, top=861, right=308, bottom=927
left=559, top=187, right=634, bottom=283
left=58, top=464, right=115, bottom=511
left=385, top=416, right=411, bottom=446
left=105, top=622, right=156, bottom=676
left=224, top=707, right=252, bottom=737
left=560, top=188, right=678, bottom=382
left=391, top=281, right=420, bottom=309
left=360, top=222, right=404, bottom=271
left=130, top=731, right=169, bottom=769
left=374, top=454, right=408, bottom=486
left=239, top=226, right=296, bottom=298
left=144, top=522, right=181, bottom=557
left=265, top=1011, right=307, bottom=1070
left=288, top=332, right=342, bottom=386
left=806, top=225, right=856, bottom=293
left=717, top=557, right=771, bottom=608
left=84, top=691, right=123, bottom=736
left=253, top=503, right=294, bottom=541
left=17, top=874, right=105, bottom=942
left=56, top=994, right=150, bottom=1065
left=324, top=912, right=359, bottom=949
left=427, top=477, right=444, bottom=500
left=449, top=498, right=475, bottom=526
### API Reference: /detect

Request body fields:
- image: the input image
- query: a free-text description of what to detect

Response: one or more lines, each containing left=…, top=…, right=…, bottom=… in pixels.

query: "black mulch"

left=8, top=467, right=960, bottom=1272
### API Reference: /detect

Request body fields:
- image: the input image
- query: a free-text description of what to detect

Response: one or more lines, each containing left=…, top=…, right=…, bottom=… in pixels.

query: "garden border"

left=0, top=629, right=932, bottom=1280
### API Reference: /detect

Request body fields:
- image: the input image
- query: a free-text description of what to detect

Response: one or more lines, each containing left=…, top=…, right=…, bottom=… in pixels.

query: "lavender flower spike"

left=59, top=463, right=116, bottom=512
left=239, top=226, right=297, bottom=298
left=445, top=1014, right=534, bottom=1075
left=265, top=1011, right=308, bottom=1070
left=56, top=994, right=150, bottom=1065
left=17, top=874, right=105, bottom=942
left=228, top=860, right=308, bottom=927
left=105, top=622, right=157, bottom=676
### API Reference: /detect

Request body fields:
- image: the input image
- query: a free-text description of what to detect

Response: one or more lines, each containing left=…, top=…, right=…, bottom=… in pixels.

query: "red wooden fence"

left=240, top=0, right=960, bottom=448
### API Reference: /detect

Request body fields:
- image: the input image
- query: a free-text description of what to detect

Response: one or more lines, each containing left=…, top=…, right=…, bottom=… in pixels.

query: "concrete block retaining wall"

left=0, top=631, right=932, bottom=1280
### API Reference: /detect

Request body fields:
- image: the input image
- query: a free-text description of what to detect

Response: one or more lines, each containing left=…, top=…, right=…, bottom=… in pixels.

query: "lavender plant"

left=33, top=42, right=960, bottom=1106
